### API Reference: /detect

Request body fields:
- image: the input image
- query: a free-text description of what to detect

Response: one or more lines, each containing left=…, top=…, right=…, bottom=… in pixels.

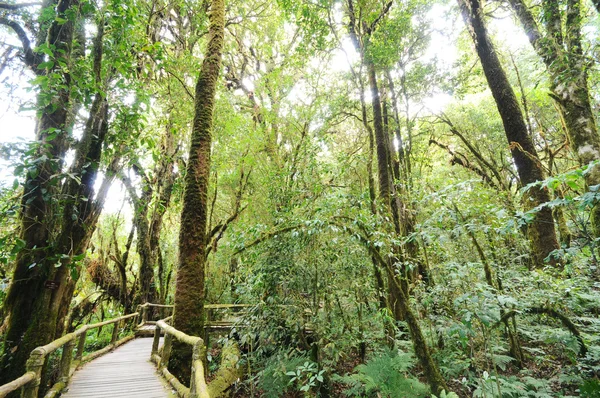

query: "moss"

left=170, top=0, right=226, bottom=380
left=208, top=341, right=241, bottom=397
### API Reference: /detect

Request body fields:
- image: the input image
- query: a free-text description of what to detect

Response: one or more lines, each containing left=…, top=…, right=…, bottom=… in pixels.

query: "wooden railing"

left=0, top=302, right=250, bottom=398
left=137, top=302, right=174, bottom=326
left=147, top=303, right=253, bottom=398
left=150, top=317, right=209, bottom=398
left=138, top=303, right=252, bottom=325
left=0, top=312, right=139, bottom=398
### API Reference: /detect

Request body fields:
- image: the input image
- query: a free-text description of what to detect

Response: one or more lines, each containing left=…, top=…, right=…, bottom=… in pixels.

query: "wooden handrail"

left=205, top=303, right=252, bottom=309
left=0, top=311, right=139, bottom=398
left=139, top=303, right=174, bottom=308
left=151, top=318, right=209, bottom=398
left=139, top=303, right=254, bottom=309
left=84, top=312, right=138, bottom=331
left=1, top=303, right=248, bottom=397
left=156, top=320, right=201, bottom=346
left=0, top=372, right=36, bottom=396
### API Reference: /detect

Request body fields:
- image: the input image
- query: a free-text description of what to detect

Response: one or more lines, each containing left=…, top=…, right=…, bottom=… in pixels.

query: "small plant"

left=335, top=349, right=429, bottom=397
left=286, top=361, right=325, bottom=394
left=581, top=379, right=600, bottom=398
left=259, top=353, right=311, bottom=398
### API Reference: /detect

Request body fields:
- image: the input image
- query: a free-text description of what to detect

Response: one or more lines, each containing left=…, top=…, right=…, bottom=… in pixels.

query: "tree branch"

left=368, top=1, right=393, bottom=33
left=0, top=2, right=41, bottom=10
left=0, top=17, right=38, bottom=69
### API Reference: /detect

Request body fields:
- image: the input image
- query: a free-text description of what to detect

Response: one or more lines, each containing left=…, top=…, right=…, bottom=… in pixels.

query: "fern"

left=259, top=353, right=309, bottom=398
left=580, top=379, right=600, bottom=398
left=492, top=354, right=515, bottom=371
left=335, top=349, right=429, bottom=397
left=474, top=374, right=554, bottom=397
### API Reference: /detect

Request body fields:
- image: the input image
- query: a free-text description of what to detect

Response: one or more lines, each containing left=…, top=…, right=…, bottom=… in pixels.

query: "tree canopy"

left=1, top=0, right=600, bottom=397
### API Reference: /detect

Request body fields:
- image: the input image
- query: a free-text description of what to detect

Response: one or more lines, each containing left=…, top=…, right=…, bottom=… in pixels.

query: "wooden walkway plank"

left=61, top=338, right=173, bottom=398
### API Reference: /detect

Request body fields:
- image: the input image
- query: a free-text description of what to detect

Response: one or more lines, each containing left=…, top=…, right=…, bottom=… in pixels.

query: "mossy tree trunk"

left=508, top=0, right=600, bottom=236
left=0, top=0, right=81, bottom=386
left=169, top=0, right=225, bottom=379
left=459, top=0, right=560, bottom=267
left=0, top=0, right=115, bottom=386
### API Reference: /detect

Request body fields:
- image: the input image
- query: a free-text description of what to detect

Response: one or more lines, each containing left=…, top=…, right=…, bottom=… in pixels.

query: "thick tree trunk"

left=509, top=0, right=600, bottom=235
left=0, top=0, right=79, bottom=385
left=169, top=0, right=225, bottom=379
left=459, top=0, right=559, bottom=267
left=0, top=14, right=115, bottom=387
left=52, top=92, right=111, bottom=337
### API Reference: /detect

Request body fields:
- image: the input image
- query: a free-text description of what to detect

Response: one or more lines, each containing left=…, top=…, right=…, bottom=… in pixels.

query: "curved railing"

left=0, top=312, right=139, bottom=398
left=146, top=303, right=253, bottom=398
left=150, top=317, right=209, bottom=398
left=137, top=302, right=174, bottom=327
left=0, top=302, right=249, bottom=398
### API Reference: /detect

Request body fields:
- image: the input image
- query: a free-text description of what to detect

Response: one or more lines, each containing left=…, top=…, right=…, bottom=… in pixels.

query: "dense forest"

left=0, top=0, right=600, bottom=396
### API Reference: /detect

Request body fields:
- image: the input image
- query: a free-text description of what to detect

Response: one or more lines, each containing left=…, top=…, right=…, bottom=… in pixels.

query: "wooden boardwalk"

left=62, top=338, right=173, bottom=398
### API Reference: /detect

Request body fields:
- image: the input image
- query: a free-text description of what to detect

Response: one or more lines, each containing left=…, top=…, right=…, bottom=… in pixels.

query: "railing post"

left=204, top=309, right=211, bottom=340
left=22, top=349, right=44, bottom=398
left=75, top=330, right=87, bottom=360
left=142, top=305, right=148, bottom=324
left=133, top=310, right=139, bottom=328
left=152, top=325, right=161, bottom=356
left=160, top=334, right=172, bottom=369
left=59, top=339, right=75, bottom=383
left=190, top=340, right=208, bottom=398
left=111, top=320, right=121, bottom=345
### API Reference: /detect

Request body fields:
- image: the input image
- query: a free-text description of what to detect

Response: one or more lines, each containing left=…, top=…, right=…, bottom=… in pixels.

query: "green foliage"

left=3, top=0, right=600, bottom=396
left=335, top=350, right=429, bottom=397
left=286, top=360, right=325, bottom=393
left=259, top=353, right=314, bottom=398
left=580, top=379, right=600, bottom=398
left=431, top=391, right=459, bottom=398
left=473, top=372, right=555, bottom=398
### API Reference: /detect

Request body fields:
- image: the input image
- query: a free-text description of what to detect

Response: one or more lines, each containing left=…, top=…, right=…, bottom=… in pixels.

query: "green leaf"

left=37, top=60, right=55, bottom=70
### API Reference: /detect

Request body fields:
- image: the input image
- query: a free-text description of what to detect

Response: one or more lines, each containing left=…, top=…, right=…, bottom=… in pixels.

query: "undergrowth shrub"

left=259, top=352, right=312, bottom=398
left=334, top=349, right=429, bottom=397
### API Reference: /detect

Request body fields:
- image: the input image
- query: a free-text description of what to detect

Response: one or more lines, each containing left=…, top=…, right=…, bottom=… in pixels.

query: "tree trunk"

left=52, top=91, right=111, bottom=337
left=508, top=0, right=600, bottom=236
left=0, top=0, right=80, bottom=385
left=346, top=1, right=448, bottom=393
left=128, top=129, right=177, bottom=307
left=459, top=0, right=559, bottom=267
left=169, top=0, right=225, bottom=379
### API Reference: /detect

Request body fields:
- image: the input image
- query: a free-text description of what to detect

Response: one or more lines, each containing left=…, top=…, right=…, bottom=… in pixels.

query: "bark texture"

left=0, top=0, right=80, bottom=385
left=508, top=0, right=600, bottom=235
left=459, top=0, right=559, bottom=267
left=0, top=10, right=115, bottom=386
left=169, top=0, right=225, bottom=378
